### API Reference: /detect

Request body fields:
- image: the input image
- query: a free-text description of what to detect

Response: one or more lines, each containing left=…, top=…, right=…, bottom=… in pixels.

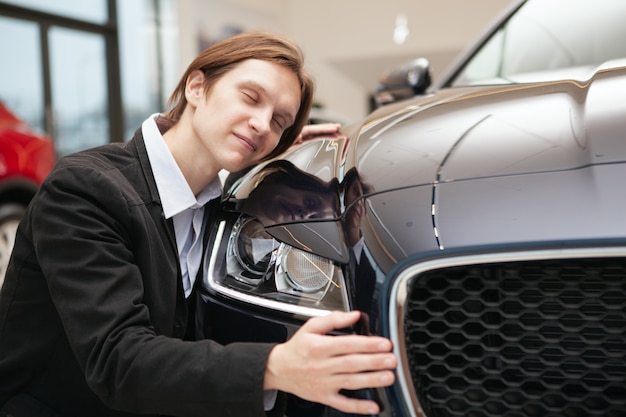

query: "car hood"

left=353, top=63, right=626, bottom=190
left=229, top=64, right=626, bottom=273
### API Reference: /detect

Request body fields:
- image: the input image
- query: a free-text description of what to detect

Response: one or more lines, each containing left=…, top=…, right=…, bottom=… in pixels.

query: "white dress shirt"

left=142, top=114, right=221, bottom=298
left=142, top=114, right=277, bottom=410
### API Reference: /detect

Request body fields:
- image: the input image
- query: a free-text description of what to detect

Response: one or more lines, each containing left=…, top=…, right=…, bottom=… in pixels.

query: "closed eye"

left=242, top=91, right=258, bottom=103
left=272, top=117, right=285, bottom=130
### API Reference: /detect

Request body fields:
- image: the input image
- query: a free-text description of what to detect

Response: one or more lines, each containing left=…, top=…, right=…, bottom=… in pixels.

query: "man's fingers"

left=295, top=123, right=342, bottom=144
left=303, top=332, right=394, bottom=360
left=326, top=392, right=382, bottom=415
left=302, top=310, right=362, bottom=335
left=300, top=311, right=394, bottom=358
left=301, top=123, right=341, bottom=138
left=322, top=351, right=397, bottom=375
left=333, top=369, right=396, bottom=390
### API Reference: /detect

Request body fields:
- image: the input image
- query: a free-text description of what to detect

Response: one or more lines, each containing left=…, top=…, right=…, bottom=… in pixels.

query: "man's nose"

left=249, top=110, right=271, bottom=136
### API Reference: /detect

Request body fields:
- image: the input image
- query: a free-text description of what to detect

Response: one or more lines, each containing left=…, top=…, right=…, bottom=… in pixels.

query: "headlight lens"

left=208, top=215, right=349, bottom=316
left=229, top=216, right=276, bottom=282
left=279, top=246, right=333, bottom=292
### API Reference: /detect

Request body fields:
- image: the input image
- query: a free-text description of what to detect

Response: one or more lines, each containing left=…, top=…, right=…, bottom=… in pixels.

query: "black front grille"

left=403, top=258, right=626, bottom=417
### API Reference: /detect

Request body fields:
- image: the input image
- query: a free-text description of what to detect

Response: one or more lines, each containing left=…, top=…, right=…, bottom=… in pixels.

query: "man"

left=0, top=32, right=396, bottom=417
left=240, top=160, right=340, bottom=226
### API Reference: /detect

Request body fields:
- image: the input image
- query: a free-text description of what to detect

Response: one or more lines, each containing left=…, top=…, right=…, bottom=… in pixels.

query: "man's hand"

left=264, top=311, right=397, bottom=415
left=294, top=123, right=342, bottom=144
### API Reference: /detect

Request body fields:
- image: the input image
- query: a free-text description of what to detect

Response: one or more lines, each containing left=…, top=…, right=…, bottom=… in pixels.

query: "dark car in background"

left=200, top=0, right=626, bottom=416
left=0, top=103, right=55, bottom=285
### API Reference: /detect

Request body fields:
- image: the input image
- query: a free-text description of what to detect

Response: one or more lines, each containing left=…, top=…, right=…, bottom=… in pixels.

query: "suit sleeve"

left=29, top=160, right=275, bottom=417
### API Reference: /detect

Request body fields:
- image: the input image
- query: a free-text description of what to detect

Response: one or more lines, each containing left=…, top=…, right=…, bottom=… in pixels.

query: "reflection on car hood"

left=229, top=64, right=626, bottom=272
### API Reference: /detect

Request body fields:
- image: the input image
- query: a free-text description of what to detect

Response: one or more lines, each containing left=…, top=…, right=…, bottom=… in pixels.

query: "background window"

left=49, top=27, right=109, bottom=155
left=0, top=16, right=45, bottom=133
left=1, top=0, right=107, bottom=24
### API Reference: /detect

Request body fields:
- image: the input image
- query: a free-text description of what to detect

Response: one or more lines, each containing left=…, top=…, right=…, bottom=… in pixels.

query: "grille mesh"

left=403, top=258, right=626, bottom=417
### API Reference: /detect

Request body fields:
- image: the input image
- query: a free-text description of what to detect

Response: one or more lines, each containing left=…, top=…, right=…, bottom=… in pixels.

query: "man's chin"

left=223, top=156, right=254, bottom=174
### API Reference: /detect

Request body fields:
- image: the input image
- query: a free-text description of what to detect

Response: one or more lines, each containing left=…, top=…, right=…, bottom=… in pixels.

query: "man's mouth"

left=235, top=134, right=257, bottom=152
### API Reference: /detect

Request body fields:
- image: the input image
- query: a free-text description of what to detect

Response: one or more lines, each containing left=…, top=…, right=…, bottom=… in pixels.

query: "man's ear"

left=185, top=69, right=205, bottom=108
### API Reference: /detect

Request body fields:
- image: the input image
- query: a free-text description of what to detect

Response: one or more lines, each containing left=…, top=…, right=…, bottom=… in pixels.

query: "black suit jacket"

left=0, top=130, right=275, bottom=417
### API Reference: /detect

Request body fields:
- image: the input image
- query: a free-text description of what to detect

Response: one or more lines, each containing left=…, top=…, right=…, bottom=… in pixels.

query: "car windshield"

left=451, top=0, right=626, bottom=87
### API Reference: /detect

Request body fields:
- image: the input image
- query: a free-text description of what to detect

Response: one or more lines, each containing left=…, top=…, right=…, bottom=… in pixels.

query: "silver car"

left=201, top=0, right=626, bottom=416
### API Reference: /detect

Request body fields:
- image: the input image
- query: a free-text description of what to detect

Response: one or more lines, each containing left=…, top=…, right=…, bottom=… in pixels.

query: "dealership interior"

left=0, top=0, right=506, bottom=157
left=2, top=2, right=626, bottom=416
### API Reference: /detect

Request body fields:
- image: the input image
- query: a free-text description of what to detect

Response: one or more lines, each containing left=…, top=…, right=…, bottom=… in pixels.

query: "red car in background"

left=0, top=102, right=55, bottom=285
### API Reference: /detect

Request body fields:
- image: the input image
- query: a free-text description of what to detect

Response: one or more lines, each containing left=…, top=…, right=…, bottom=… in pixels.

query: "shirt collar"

left=142, top=114, right=222, bottom=219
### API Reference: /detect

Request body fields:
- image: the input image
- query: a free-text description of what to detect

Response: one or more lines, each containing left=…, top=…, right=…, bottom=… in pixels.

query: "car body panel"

left=205, top=1, right=626, bottom=415
left=0, top=103, right=55, bottom=188
left=0, top=102, right=55, bottom=285
left=228, top=63, right=626, bottom=277
left=359, top=64, right=626, bottom=192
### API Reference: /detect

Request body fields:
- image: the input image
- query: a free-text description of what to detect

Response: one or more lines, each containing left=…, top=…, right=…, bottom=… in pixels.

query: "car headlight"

left=207, top=215, right=350, bottom=317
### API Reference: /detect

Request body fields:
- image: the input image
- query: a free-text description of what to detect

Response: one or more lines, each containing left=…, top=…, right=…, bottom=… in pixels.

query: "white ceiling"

left=179, top=0, right=511, bottom=120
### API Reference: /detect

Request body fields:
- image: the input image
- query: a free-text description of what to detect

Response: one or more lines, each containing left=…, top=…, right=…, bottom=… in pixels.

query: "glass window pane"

left=117, top=0, right=179, bottom=140
left=158, top=0, right=180, bottom=103
left=117, top=0, right=161, bottom=140
left=452, top=0, right=626, bottom=86
left=0, top=16, right=45, bottom=133
left=49, top=27, right=108, bottom=156
left=2, top=0, right=107, bottom=24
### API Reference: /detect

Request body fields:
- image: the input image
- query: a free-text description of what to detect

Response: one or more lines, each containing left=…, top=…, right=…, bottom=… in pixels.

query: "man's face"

left=244, top=179, right=340, bottom=226
left=187, top=59, right=301, bottom=173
